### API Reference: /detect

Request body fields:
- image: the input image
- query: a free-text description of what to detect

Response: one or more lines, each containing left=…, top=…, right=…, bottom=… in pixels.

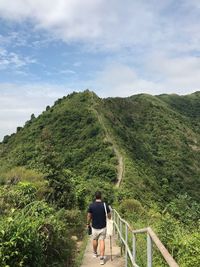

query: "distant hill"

left=0, top=90, right=200, bottom=206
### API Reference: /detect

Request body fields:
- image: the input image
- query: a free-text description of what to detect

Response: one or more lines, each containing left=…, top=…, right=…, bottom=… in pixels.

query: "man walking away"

left=87, top=191, right=111, bottom=265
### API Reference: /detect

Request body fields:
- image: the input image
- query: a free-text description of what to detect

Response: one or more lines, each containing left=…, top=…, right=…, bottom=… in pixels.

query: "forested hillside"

left=100, top=93, right=200, bottom=203
left=0, top=90, right=199, bottom=266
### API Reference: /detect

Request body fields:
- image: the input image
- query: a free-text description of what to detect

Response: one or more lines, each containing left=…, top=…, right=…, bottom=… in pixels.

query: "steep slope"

left=99, top=93, right=200, bottom=204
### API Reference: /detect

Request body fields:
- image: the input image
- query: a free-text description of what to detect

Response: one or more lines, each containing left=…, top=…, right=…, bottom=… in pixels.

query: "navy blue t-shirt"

left=88, top=201, right=110, bottom=229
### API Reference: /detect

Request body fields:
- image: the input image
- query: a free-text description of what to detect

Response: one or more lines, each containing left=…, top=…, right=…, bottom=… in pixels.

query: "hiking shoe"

left=93, top=251, right=98, bottom=258
left=100, top=257, right=105, bottom=265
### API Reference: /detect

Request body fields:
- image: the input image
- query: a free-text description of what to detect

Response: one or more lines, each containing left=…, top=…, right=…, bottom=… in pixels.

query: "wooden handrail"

left=147, top=227, right=179, bottom=267
left=113, top=209, right=179, bottom=267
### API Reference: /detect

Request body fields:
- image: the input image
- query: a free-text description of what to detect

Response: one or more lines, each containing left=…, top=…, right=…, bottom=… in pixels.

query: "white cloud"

left=0, top=82, right=73, bottom=140
left=91, top=63, right=162, bottom=97
left=73, top=61, right=82, bottom=67
left=183, top=0, right=200, bottom=9
left=59, top=69, right=76, bottom=75
left=0, top=31, right=28, bottom=47
left=0, top=47, right=36, bottom=70
left=0, top=0, right=199, bottom=54
left=0, top=0, right=175, bottom=50
left=0, top=0, right=199, bottom=61
left=0, top=0, right=105, bottom=40
left=148, top=53, right=200, bottom=91
left=91, top=56, right=200, bottom=97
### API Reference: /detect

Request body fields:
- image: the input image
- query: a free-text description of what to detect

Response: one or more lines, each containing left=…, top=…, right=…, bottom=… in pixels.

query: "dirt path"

left=80, top=236, right=124, bottom=267
left=91, top=95, right=124, bottom=187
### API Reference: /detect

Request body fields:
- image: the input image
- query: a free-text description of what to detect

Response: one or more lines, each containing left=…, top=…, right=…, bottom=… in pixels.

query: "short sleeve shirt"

left=88, top=201, right=110, bottom=229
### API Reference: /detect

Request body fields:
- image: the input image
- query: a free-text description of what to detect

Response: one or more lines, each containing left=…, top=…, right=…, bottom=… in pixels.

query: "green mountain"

left=0, top=91, right=117, bottom=184
left=99, top=93, right=200, bottom=203
left=1, top=91, right=200, bottom=202
left=0, top=90, right=199, bottom=266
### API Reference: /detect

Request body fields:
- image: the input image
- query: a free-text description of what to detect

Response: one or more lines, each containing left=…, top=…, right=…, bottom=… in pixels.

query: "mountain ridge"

left=1, top=90, right=200, bottom=204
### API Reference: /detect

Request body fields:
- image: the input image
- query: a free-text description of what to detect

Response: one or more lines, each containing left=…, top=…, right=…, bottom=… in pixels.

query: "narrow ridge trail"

left=91, top=94, right=124, bottom=187
left=80, top=93, right=125, bottom=267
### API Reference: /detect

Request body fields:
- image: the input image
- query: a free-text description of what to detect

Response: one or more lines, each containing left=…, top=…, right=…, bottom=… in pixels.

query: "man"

left=87, top=191, right=111, bottom=265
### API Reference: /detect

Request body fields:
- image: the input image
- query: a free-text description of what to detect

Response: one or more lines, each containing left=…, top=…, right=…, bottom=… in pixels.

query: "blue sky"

left=0, top=0, right=200, bottom=140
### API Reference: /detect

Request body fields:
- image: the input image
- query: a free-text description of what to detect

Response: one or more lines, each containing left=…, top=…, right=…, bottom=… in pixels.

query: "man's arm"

left=107, top=204, right=111, bottom=219
left=87, top=212, right=92, bottom=225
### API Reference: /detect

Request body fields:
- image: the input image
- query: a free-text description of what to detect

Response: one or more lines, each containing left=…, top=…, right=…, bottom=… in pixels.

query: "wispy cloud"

left=59, top=69, right=76, bottom=75
left=0, top=47, right=36, bottom=70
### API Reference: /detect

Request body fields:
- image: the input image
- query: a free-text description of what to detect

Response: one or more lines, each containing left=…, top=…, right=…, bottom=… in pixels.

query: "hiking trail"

left=80, top=236, right=124, bottom=267
left=91, top=93, right=124, bottom=187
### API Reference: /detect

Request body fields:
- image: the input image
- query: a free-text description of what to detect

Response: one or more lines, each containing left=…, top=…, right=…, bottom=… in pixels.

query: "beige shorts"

left=92, top=227, right=106, bottom=240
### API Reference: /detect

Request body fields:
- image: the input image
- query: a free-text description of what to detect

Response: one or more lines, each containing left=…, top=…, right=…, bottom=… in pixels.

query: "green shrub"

left=88, top=163, right=117, bottom=182
left=0, top=182, right=37, bottom=212
left=118, top=198, right=146, bottom=222
left=46, top=169, right=77, bottom=209
left=58, top=209, right=85, bottom=238
left=178, top=230, right=200, bottom=267
left=165, top=194, right=200, bottom=225
left=0, top=201, right=75, bottom=267
left=3, top=167, right=44, bottom=187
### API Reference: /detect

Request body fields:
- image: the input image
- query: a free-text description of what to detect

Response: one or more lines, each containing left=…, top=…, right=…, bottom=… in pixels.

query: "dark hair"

left=95, top=191, right=102, bottom=200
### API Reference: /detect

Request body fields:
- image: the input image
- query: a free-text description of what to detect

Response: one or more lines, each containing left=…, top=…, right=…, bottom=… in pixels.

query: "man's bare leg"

left=93, top=239, right=98, bottom=253
left=99, top=239, right=105, bottom=257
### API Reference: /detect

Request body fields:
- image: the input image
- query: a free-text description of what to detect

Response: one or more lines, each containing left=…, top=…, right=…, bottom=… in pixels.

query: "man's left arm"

left=107, top=204, right=111, bottom=219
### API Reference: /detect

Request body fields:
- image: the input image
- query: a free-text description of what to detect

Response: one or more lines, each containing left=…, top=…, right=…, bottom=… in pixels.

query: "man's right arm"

left=87, top=212, right=92, bottom=225
left=87, top=204, right=92, bottom=226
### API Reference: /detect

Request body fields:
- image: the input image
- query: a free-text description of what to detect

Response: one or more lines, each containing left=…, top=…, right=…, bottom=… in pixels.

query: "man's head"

left=95, top=191, right=102, bottom=200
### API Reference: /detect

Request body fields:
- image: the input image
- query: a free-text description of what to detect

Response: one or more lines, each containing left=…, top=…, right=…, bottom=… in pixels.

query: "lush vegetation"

left=101, top=93, right=200, bottom=203
left=98, top=92, right=200, bottom=266
left=0, top=90, right=199, bottom=266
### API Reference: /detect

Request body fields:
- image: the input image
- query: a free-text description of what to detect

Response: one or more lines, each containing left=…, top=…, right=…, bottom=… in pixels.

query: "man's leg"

left=99, top=239, right=105, bottom=257
left=92, top=229, right=99, bottom=257
left=93, top=239, right=98, bottom=253
left=98, top=229, right=106, bottom=265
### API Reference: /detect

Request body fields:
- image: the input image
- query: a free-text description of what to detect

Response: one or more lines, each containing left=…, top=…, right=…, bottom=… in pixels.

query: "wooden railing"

left=113, top=209, right=179, bottom=267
